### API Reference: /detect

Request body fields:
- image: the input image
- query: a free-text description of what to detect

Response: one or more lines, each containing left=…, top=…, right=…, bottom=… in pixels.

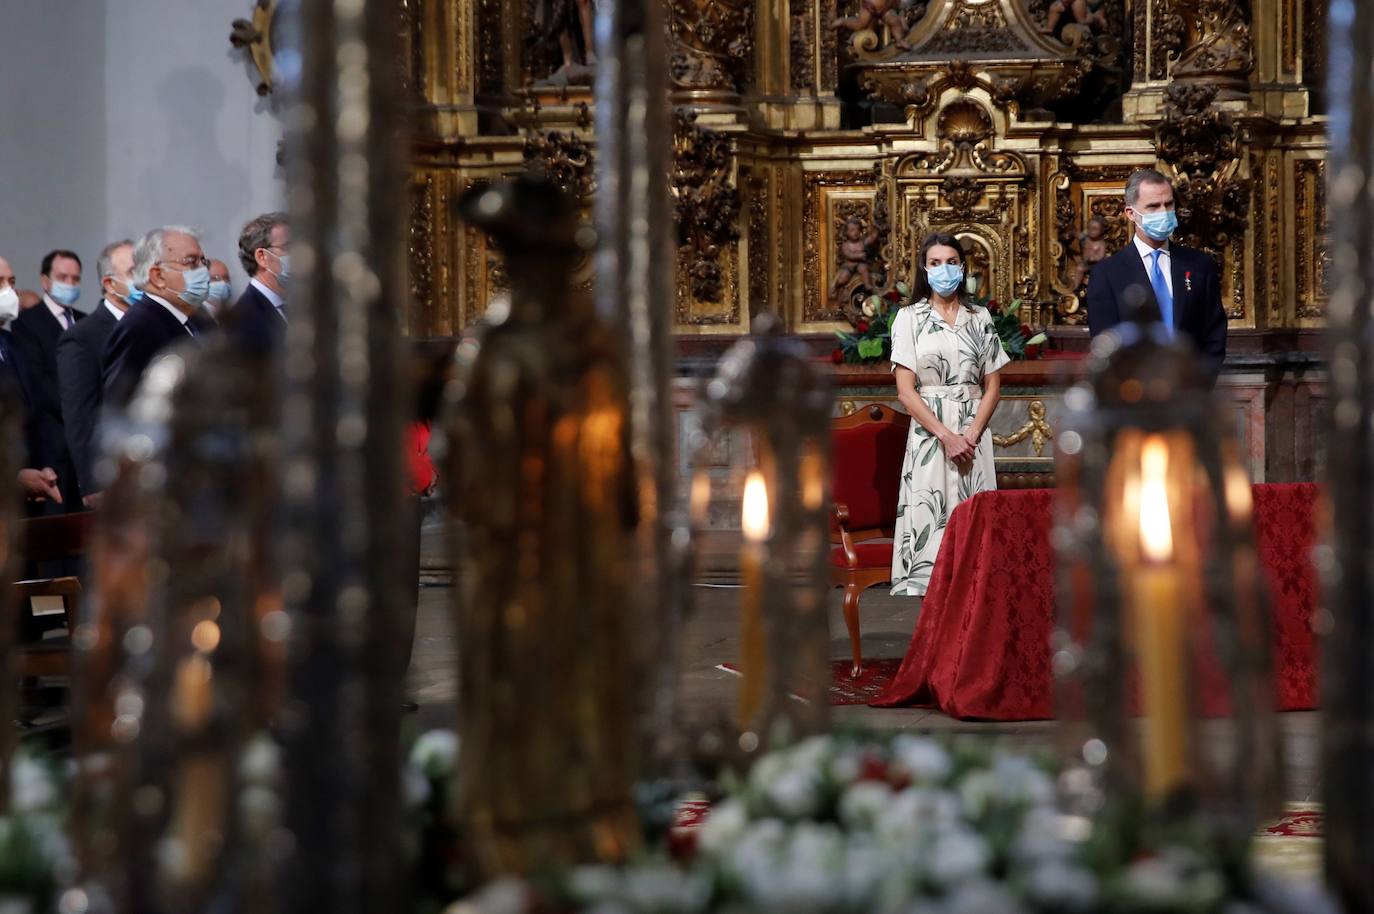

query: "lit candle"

left=738, top=470, right=770, bottom=730
left=1132, top=436, right=1190, bottom=799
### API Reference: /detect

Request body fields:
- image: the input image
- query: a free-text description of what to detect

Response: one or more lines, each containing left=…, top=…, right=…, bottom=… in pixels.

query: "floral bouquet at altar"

left=831, top=284, right=911, bottom=366
left=982, top=296, right=1048, bottom=361
left=832, top=288, right=1049, bottom=366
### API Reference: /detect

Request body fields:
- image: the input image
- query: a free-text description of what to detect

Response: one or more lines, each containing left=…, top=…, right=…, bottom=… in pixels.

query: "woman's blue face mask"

left=926, top=263, right=964, bottom=297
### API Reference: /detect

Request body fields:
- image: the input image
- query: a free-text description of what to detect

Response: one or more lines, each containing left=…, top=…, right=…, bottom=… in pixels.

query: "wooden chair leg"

left=842, top=580, right=863, bottom=678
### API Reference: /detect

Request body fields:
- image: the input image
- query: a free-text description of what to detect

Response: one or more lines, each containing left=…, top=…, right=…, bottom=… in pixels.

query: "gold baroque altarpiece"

left=400, top=0, right=1329, bottom=340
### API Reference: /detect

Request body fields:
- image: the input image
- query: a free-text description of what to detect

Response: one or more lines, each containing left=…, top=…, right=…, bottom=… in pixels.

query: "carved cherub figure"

left=1040, top=0, right=1107, bottom=35
left=831, top=218, right=881, bottom=298
left=832, top=0, right=914, bottom=50
left=1073, top=214, right=1110, bottom=288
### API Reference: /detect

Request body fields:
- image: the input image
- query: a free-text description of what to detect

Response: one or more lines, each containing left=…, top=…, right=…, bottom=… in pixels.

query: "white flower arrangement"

left=444, top=732, right=1338, bottom=914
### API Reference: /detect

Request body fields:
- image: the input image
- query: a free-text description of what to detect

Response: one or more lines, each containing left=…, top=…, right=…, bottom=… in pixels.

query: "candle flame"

left=742, top=471, right=770, bottom=543
left=690, top=469, right=712, bottom=527
left=1138, top=436, right=1173, bottom=562
left=1223, top=460, right=1253, bottom=522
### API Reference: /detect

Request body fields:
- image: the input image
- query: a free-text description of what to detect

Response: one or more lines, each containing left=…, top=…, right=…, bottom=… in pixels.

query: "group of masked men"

left=0, top=212, right=289, bottom=515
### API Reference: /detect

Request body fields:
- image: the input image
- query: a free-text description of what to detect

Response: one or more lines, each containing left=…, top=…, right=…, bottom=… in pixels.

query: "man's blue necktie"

left=1150, top=249, right=1174, bottom=337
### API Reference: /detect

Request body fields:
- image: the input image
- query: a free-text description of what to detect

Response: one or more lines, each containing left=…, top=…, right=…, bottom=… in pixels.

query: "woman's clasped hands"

left=939, top=426, right=977, bottom=469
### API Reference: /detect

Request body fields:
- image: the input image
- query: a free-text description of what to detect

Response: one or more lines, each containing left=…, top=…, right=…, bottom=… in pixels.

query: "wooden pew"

left=12, top=512, right=93, bottom=722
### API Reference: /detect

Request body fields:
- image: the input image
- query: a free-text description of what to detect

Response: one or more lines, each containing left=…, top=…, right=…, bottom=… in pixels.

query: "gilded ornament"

left=1155, top=83, right=1251, bottom=254
left=228, top=0, right=278, bottom=97
left=672, top=111, right=741, bottom=304
left=523, top=130, right=597, bottom=201
left=993, top=400, right=1054, bottom=456
left=667, top=0, right=753, bottom=99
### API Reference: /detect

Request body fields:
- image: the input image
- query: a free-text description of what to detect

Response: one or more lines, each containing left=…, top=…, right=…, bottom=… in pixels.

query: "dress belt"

left=919, top=383, right=982, bottom=401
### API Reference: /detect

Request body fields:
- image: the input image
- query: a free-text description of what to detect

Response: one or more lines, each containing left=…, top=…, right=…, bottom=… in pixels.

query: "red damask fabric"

left=871, top=484, right=1321, bottom=719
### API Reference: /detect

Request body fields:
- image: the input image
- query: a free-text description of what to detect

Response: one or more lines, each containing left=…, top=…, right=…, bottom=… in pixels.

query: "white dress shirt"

left=146, top=293, right=195, bottom=335
left=250, top=277, right=287, bottom=322
left=104, top=299, right=127, bottom=321
left=1132, top=233, right=1173, bottom=298
left=43, top=293, right=76, bottom=330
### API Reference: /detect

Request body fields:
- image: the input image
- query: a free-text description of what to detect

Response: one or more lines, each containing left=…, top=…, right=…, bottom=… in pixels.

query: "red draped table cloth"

left=871, top=484, right=1321, bottom=719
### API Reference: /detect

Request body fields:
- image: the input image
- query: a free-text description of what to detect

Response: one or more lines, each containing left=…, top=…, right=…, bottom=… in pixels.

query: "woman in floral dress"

left=889, top=233, right=1009, bottom=596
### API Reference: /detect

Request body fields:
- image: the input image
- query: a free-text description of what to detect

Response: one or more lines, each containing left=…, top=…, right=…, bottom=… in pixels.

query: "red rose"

left=856, top=320, right=870, bottom=333
left=1025, top=343, right=1041, bottom=359
left=858, top=754, right=891, bottom=784
left=884, top=290, right=901, bottom=303
left=831, top=348, right=844, bottom=364
left=986, top=299, right=1000, bottom=313
left=1020, top=323, right=1032, bottom=339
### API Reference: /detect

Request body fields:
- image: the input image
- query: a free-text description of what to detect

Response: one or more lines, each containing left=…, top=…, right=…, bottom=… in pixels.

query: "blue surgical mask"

left=207, top=280, right=232, bottom=306
left=269, top=250, right=290, bottom=281
left=926, top=263, right=964, bottom=297
left=122, top=277, right=143, bottom=304
left=177, top=266, right=212, bottom=308
left=1138, top=210, right=1178, bottom=241
left=49, top=281, right=80, bottom=307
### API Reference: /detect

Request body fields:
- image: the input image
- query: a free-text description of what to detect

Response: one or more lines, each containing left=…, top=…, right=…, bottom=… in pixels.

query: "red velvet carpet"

left=715, top=658, right=905, bottom=706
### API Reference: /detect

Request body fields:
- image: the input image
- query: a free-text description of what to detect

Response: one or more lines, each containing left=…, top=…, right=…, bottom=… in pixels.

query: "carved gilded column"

left=1251, top=0, right=1320, bottom=118
left=747, top=0, right=841, bottom=129
left=667, top=0, right=753, bottom=113
left=410, top=0, right=477, bottom=139
left=1125, top=0, right=1252, bottom=118
left=1171, top=0, right=1253, bottom=100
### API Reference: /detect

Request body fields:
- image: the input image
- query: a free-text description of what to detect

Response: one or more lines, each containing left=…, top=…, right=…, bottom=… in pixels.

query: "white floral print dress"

left=889, top=299, right=1010, bottom=596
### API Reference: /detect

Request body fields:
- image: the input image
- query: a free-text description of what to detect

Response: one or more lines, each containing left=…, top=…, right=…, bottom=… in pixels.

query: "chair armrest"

left=832, top=502, right=859, bottom=569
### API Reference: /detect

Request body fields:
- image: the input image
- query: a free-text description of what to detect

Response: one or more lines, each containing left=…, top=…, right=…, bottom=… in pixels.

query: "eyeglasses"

left=159, top=256, right=210, bottom=270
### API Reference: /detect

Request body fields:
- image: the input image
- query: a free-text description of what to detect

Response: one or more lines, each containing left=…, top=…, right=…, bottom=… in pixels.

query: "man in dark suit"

left=0, top=257, right=63, bottom=506
left=103, top=227, right=211, bottom=408
left=11, top=249, right=85, bottom=512
left=1085, top=168, right=1228, bottom=385
left=228, top=211, right=289, bottom=353
left=57, top=239, right=136, bottom=507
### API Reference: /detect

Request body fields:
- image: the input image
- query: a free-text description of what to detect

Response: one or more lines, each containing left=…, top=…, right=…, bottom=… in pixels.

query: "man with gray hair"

left=1085, top=167, right=1227, bottom=385
left=229, top=211, right=289, bottom=352
left=57, top=239, right=137, bottom=506
left=102, top=226, right=211, bottom=408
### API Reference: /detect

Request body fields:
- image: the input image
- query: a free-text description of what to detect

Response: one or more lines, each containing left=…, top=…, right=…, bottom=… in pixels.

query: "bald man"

left=0, top=256, right=62, bottom=505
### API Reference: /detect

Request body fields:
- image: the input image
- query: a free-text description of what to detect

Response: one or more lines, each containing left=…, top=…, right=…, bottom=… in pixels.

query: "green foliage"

left=978, top=294, right=1048, bottom=361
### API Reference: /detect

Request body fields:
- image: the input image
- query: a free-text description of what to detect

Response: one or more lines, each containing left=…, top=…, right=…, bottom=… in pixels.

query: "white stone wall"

left=0, top=0, right=285, bottom=307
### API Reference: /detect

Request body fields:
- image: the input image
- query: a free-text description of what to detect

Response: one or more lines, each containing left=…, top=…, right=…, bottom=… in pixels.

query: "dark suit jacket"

left=227, top=281, right=285, bottom=354
left=1085, top=240, right=1227, bottom=384
left=102, top=298, right=199, bottom=409
left=11, top=303, right=82, bottom=508
left=0, top=328, right=35, bottom=460
left=57, top=303, right=121, bottom=496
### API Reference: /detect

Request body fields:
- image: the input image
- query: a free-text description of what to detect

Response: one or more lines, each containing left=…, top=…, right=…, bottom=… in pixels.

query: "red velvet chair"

left=830, top=403, right=911, bottom=677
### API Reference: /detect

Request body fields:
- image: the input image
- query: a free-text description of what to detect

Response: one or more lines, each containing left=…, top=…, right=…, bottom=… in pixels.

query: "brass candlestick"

left=695, top=314, right=833, bottom=752
left=1052, top=305, right=1282, bottom=835
left=444, top=176, right=640, bottom=877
